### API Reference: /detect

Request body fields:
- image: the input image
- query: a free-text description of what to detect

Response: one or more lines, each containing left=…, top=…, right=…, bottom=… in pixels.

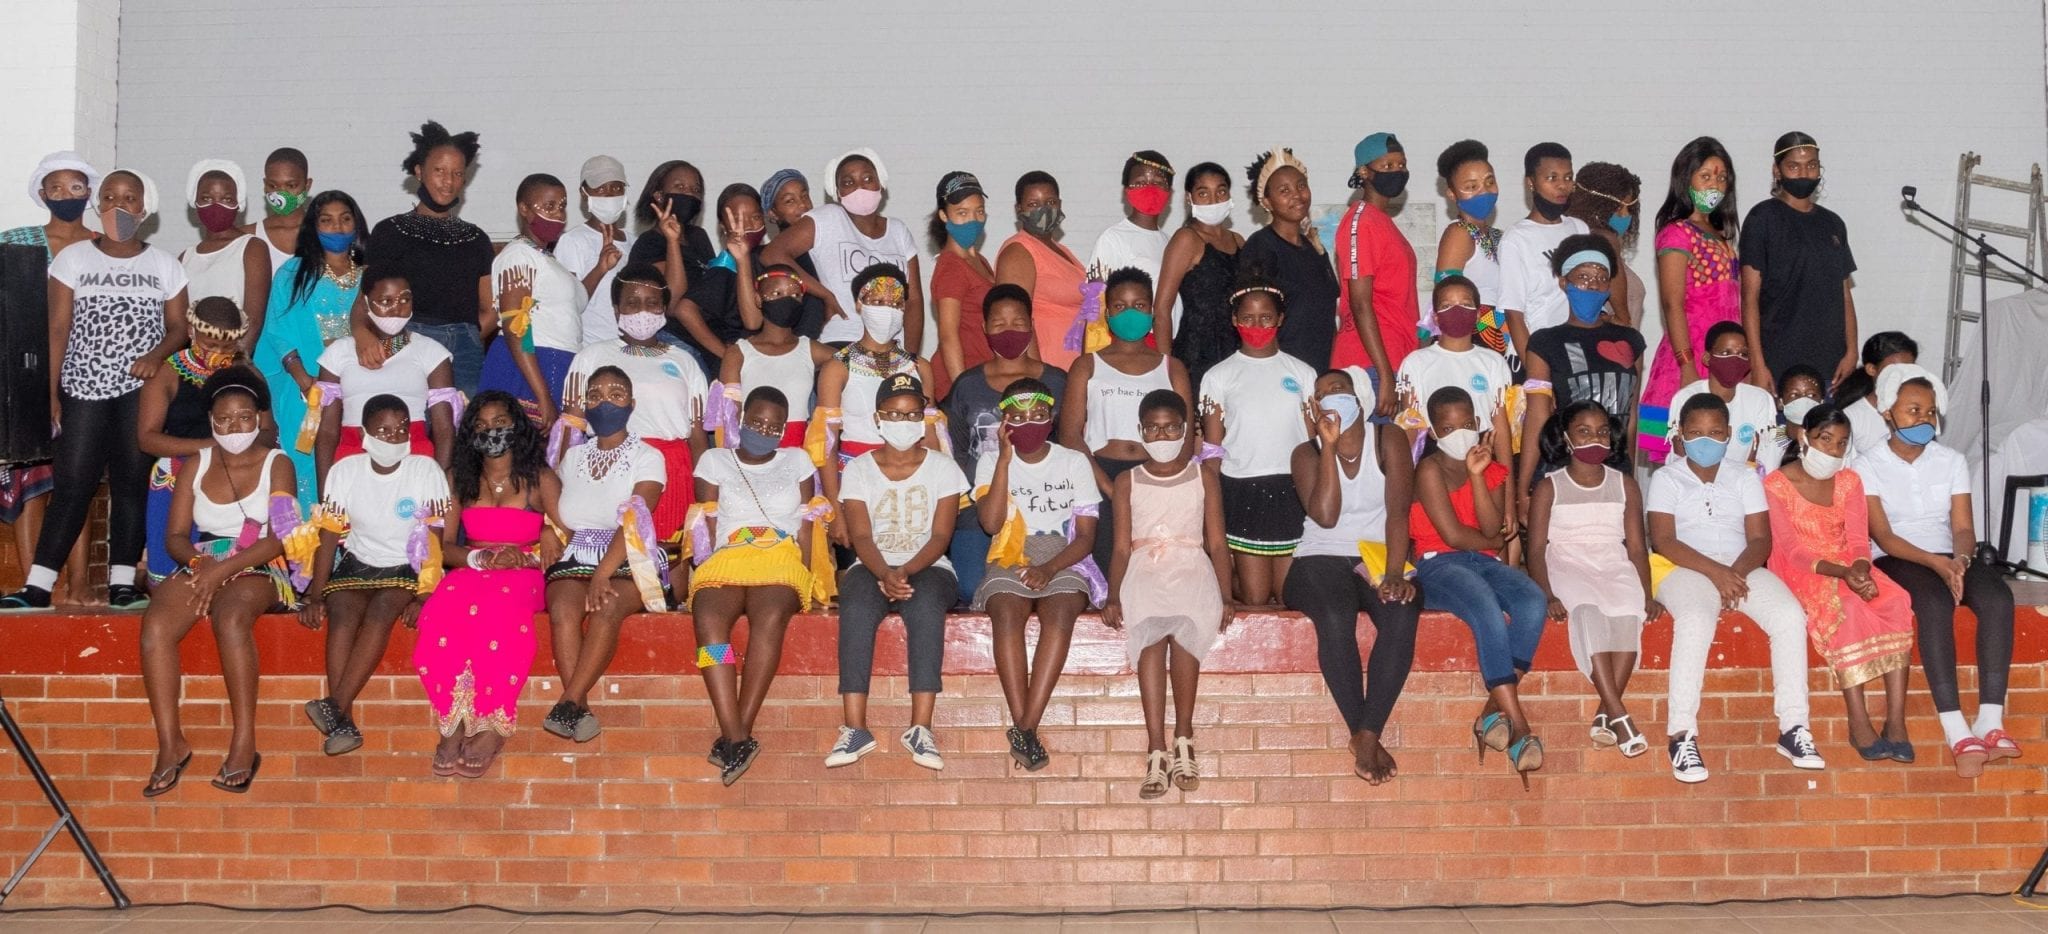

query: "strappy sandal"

left=1472, top=711, right=1510, bottom=761
left=1982, top=728, right=2023, bottom=761
left=1169, top=737, right=1199, bottom=791
left=1950, top=736, right=1991, bottom=778
left=1589, top=713, right=1617, bottom=747
left=1139, top=750, right=1171, bottom=799
left=1508, top=735, right=1544, bottom=791
left=142, top=751, right=193, bottom=798
left=210, top=753, right=262, bottom=794
left=1610, top=714, right=1650, bottom=758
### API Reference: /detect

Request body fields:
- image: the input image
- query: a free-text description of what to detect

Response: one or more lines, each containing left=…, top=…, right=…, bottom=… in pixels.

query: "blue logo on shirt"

left=1470, top=374, right=1490, bottom=394
left=397, top=497, right=418, bottom=520
left=1281, top=376, right=1301, bottom=394
left=1737, top=425, right=1755, bottom=446
left=661, top=361, right=682, bottom=378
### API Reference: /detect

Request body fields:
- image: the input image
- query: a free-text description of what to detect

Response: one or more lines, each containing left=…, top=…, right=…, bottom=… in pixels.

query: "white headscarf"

left=185, top=158, right=248, bottom=212
left=824, top=148, right=889, bottom=196
left=1342, top=365, right=1376, bottom=416
left=106, top=168, right=161, bottom=216
left=26, top=151, right=100, bottom=208
left=1875, top=363, right=1949, bottom=413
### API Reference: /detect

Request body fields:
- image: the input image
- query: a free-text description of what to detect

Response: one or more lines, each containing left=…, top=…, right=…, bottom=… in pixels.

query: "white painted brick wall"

left=98, top=0, right=2048, bottom=354
left=0, top=0, right=84, bottom=231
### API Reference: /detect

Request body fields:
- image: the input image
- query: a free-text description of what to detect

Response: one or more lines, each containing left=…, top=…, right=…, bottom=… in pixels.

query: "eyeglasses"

left=1139, top=422, right=1187, bottom=440
left=876, top=409, right=925, bottom=423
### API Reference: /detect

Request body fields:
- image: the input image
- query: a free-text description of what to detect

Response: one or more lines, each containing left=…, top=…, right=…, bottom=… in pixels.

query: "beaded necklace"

left=579, top=434, right=639, bottom=482
left=1455, top=220, right=1502, bottom=262
left=621, top=342, right=667, bottom=358
left=380, top=332, right=412, bottom=358
left=321, top=258, right=363, bottom=291
left=168, top=349, right=221, bottom=387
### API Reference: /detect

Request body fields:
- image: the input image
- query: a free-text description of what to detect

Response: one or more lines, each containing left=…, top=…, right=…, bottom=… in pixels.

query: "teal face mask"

left=1107, top=307, right=1153, bottom=342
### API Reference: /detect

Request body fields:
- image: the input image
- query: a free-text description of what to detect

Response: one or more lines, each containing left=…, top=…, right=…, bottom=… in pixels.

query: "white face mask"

left=1143, top=437, right=1184, bottom=463
left=214, top=429, right=259, bottom=455
left=362, top=433, right=411, bottom=468
left=370, top=313, right=410, bottom=336
left=618, top=311, right=666, bottom=341
left=1190, top=200, right=1232, bottom=225
left=1434, top=427, right=1480, bottom=461
left=588, top=194, right=627, bottom=225
left=877, top=418, right=926, bottom=451
left=1782, top=396, right=1820, bottom=428
left=1801, top=445, right=1844, bottom=480
left=859, top=303, right=903, bottom=342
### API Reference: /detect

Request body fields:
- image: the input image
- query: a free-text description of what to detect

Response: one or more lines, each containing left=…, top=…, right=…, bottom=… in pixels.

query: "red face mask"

left=196, top=203, right=238, bottom=234
left=1006, top=420, right=1054, bottom=454
left=1235, top=324, right=1278, bottom=349
left=528, top=215, right=566, bottom=247
left=1707, top=354, right=1752, bottom=387
left=1127, top=185, right=1171, bottom=217
left=987, top=329, right=1033, bottom=360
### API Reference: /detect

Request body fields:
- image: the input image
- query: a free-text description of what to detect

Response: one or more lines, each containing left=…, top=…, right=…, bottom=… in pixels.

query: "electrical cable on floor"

left=0, top=889, right=2022, bottom=920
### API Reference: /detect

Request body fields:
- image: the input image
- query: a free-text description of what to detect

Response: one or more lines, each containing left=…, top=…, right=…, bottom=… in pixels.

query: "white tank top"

left=738, top=336, right=817, bottom=423
left=191, top=447, right=282, bottom=539
left=1083, top=353, right=1172, bottom=452
left=1295, top=431, right=1389, bottom=558
left=805, top=204, right=917, bottom=344
left=182, top=234, right=261, bottom=310
left=1458, top=223, right=1504, bottom=308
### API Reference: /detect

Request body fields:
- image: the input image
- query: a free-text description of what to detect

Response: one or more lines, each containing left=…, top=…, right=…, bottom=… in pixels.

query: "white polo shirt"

left=1858, top=440, right=1970, bottom=558
left=1647, top=459, right=1767, bottom=565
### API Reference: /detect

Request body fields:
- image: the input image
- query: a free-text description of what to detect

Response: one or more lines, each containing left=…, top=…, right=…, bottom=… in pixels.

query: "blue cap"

left=1354, top=132, right=1400, bottom=167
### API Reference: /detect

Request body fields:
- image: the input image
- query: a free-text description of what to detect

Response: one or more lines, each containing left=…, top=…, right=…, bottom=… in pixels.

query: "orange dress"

left=1002, top=233, right=1087, bottom=368
left=1762, top=469, right=1914, bottom=687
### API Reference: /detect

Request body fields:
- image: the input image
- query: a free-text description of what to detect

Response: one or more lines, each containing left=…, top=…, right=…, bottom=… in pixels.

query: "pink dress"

left=1637, top=221, right=1739, bottom=462
left=413, top=506, right=546, bottom=737
left=1763, top=469, right=1914, bottom=687
left=1542, top=466, right=1646, bottom=678
left=1117, top=461, right=1224, bottom=667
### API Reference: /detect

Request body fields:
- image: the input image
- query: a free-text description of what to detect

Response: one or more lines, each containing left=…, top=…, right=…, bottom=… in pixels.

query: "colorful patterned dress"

left=413, top=506, right=546, bottom=737
left=1762, top=469, right=1914, bottom=687
left=1637, top=221, right=1739, bottom=462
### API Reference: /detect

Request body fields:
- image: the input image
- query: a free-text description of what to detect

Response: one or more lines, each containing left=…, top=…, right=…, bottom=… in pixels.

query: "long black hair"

left=451, top=390, right=547, bottom=505
left=1653, top=136, right=1739, bottom=240
left=1782, top=401, right=1852, bottom=468
left=1537, top=399, right=1630, bottom=484
left=1834, top=331, right=1919, bottom=404
left=287, top=190, right=370, bottom=305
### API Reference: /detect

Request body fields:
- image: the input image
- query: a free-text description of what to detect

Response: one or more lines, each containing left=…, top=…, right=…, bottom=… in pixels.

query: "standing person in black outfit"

left=356, top=121, right=493, bottom=395
left=1739, top=131, right=1858, bottom=392
left=1154, top=161, right=1242, bottom=392
left=1239, top=149, right=1339, bottom=372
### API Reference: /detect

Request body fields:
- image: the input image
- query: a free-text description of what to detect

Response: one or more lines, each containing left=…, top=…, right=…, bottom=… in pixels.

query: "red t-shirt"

left=1408, top=461, right=1508, bottom=557
left=1333, top=201, right=1421, bottom=374
left=930, top=250, right=995, bottom=398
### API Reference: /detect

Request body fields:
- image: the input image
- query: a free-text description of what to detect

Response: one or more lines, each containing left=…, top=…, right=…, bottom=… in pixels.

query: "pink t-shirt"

left=1333, top=201, right=1420, bottom=374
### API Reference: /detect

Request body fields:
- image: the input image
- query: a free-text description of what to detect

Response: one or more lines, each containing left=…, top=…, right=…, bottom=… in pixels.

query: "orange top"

left=1001, top=232, right=1087, bottom=368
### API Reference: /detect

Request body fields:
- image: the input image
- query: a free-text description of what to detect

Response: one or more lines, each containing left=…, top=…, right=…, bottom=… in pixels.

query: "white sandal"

left=1611, top=713, right=1650, bottom=758
left=1139, top=750, right=1171, bottom=799
left=1589, top=713, right=1618, bottom=747
left=1170, top=736, right=1200, bottom=791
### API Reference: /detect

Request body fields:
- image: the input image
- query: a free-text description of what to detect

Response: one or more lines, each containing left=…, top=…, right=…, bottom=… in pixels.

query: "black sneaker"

left=707, top=736, right=732, bottom=769
left=0, top=587, right=52, bottom=613
left=1022, top=729, right=1050, bottom=772
left=107, top=584, right=150, bottom=610
left=304, top=698, right=341, bottom=736
left=323, top=717, right=364, bottom=756
left=720, top=738, right=760, bottom=786
left=1006, top=727, right=1033, bottom=768
left=1669, top=731, right=1709, bottom=784
left=542, top=700, right=581, bottom=739
left=1775, top=725, right=1825, bottom=770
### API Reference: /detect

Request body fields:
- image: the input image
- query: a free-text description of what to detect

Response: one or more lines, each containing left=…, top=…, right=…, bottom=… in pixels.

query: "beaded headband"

left=998, top=391, right=1055, bottom=411
left=189, top=312, right=248, bottom=343
left=1128, top=153, right=1173, bottom=177
left=754, top=267, right=800, bottom=286
left=1575, top=183, right=1636, bottom=207
left=1254, top=148, right=1308, bottom=203
left=857, top=276, right=906, bottom=306
left=1773, top=143, right=1820, bottom=158
left=1229, top=284, right=1286, bottom=304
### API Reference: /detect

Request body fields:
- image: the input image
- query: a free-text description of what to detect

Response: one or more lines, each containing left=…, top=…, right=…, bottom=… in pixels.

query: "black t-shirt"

left=626, top=225, right=716, bottom=270
left=1738, top=198, right=1857, bottom=381
left=1525, top=320, right=1647, bottom=423
left=367, top=213, right=494, bottom=329
left=1241, top=226, right=1339, bottom=367
left=941, top=363, right=1069, bottom=476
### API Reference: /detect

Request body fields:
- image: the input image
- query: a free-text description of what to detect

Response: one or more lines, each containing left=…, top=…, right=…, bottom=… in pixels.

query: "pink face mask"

left=839, top=187, right=883, bottom=216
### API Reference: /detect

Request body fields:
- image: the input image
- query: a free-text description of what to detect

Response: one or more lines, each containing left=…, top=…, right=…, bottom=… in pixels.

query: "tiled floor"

left=7, top=895, right=2048, bottom=932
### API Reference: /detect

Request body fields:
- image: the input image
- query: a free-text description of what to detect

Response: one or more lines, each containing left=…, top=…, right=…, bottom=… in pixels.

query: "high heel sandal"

left=1508, top=735, right=1544, bottom=790
left=1472, top=712, right=1510, bottom=761
left=1139, top=750, right=1171, bottom=799
left=1169, top=737, right=1199, bottom=791
left=1982, top=728, right=2023, bottom=760
left=1610, top=714, right=1649, bottom=758
left=1589, top=713, right=1617, bottom=747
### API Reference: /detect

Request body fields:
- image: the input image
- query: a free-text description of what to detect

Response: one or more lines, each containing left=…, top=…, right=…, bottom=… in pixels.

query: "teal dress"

left=255, top=256, right=360, bottom=511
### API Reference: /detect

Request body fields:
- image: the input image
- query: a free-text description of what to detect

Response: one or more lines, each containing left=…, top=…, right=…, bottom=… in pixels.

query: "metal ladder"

left=1942, top=153, right=2045, bottom=382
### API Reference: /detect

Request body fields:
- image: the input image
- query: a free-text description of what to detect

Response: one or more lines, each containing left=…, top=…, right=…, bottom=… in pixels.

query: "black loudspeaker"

left=0, top=242, right=53, bottom=464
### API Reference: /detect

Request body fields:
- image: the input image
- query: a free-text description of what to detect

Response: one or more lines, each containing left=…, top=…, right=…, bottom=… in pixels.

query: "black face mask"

left=471, top=425, right=515, bottom=457
left=667, top=193, right=703, bottom=226
left=46, top=197, right=89, bottom=223
left=1779, top=176, right=1821, bottom=199
left=1369, top=170, right=1410, bottom=199
left=1532, top=194, right=1567, bottom=221
left=418, top=185, right=460, bottom=213
left=762, top=296, right=805, bottom=329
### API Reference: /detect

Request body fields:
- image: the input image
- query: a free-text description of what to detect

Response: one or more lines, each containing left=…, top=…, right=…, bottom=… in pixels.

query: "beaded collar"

left=168, top=349, right=221, bottom=387
left=390, top=211, right=485, bottom=246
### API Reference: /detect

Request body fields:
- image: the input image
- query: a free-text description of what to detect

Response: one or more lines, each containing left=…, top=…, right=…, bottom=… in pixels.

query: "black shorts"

left=1221, top=473, right=1306, bottom=556
left=322, top=550, right=418, bottom=596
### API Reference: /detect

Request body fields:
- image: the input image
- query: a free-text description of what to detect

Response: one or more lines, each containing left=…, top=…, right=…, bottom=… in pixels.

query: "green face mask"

left=1107, top=307, right=1153, bottom=342
left=1688, top=187, right=1725, bottom=214
left=264, top=189, right=309, bottom=217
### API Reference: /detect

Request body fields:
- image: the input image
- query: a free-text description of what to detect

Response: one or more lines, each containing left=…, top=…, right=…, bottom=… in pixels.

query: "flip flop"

left=141, top=751, right=193, bottom=798
left=210, top=753, right=262, bottom=794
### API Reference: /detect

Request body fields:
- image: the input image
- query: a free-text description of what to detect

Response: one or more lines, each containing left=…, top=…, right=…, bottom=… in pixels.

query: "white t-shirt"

left=1667, top=381, right=1777, bottom=466
left=1090, top=218, right=1178, bottom=329
left=49, top=241, right=188, bottom=400
left=1859, top=441, right=1970, bottom=558
left=806, top=203, right=918, bottom=344
left=1200, top=350, right=1317, bottom=478
left=839, top=448, right=970, bottom=570
left=180, top=234, right=261, bottom=311
left=1844, top=397, right=1889, bottom=464
left=1496, top=216, right=1590, bottom=334
left=697, top=447, right=814, bottom=540
left=974, top=444, right=1101, bottom=534
left=554, top=223, right=630, bottom=348
left=316, top=333, right=453, bottom=427
left=1397, top=343, right=1512, bottom=417
left=557, top=438, right=666, bottom=532
left=564, top=341, right=708, bottom=441
left=321, top=453, right=450, bottom=567
left=493, top=237, right=587, bottom=354
left=1647, top=460, right=1768, bottom=566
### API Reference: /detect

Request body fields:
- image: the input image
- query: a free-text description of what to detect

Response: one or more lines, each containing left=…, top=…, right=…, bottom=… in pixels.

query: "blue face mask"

left=1895, top=421, right=1938, bottom=446
left=945, top=219, right=984, bottom=249
left=1608, top=214, right=1633, bottom=236
left=1683, top=435, right=1728, bottom=468
left=586, top=402, right=634, bottom=437
left=1564, top=285, right=1607, bottom=323
left=1456, top=192, right=1498, bottom=219
left=1319, top=393, right=1362, bottom=431
left=317, top=231, right=356, bottom=254
left=737, top=425, right=780, bottom=457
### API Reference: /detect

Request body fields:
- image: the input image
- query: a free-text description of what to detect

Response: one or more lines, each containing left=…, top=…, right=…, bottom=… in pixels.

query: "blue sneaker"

left=823, top=725, right=877, bottom=768
left=901, top=725, right=943, bottom=771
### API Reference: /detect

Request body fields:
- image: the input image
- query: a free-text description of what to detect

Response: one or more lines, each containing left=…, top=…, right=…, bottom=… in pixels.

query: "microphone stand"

left=1900, top=187, right=2048, bottom=570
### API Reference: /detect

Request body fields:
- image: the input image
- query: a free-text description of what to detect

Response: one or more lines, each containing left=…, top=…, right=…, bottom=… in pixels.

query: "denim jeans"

left=407, top=320, right=484, bottom=398
left=837, top=565, right=958, bottom=695
left=947, top=522, right=991, bottom=606
left=1413, top=550, right=1547, bottom=688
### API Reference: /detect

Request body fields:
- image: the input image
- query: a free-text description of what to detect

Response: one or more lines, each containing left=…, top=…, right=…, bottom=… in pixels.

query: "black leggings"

left=1091, top=454, right=1145, bottom=577
left=1282, top=555, right=1423, bottom=734
left=1874, top=554, right=2013, bottom=712
left=34, top=392, right=149, bottom=574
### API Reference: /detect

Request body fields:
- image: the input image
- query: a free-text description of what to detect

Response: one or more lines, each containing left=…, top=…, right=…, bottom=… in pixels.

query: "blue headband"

left=1560, top=249, right=1611, bottom=275
left=759, top=168, right=806, bottom=216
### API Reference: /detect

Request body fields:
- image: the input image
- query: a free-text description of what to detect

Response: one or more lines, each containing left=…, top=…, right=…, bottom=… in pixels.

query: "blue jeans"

left=948, top=522, right=991, bottom=607
left=407, top=320, right=484, bottom=398
left=1414, top=550, right=1547, bottom=688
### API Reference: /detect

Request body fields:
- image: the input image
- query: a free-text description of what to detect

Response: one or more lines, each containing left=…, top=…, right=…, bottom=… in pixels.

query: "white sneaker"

left=823, top=725, right=877, bottom=768
left=901, top=725, right=944, bottom=771
left=1776, top=725, right=1826, bottom=770
left=1669, top=730, right=1709, bottom=784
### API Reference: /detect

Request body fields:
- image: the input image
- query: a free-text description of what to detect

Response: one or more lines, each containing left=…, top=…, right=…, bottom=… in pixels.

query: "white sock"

left=1938, top=710, right=1973, bottom=746
left=108, top=565, right=136, bottom=587
left=1974, top=704, right=2005, bottom=738
left=24, top=566, right=57, bottom=591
